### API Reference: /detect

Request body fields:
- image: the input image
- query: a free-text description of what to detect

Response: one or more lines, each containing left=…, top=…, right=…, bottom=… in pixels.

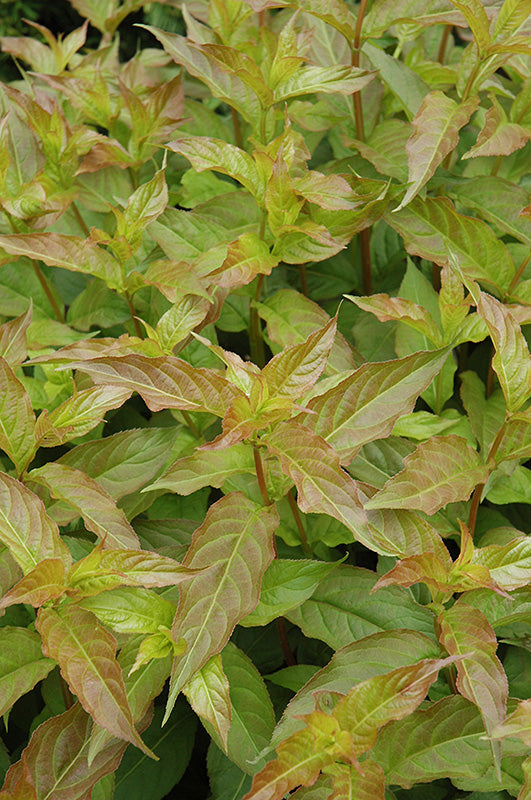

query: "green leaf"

left=371, top=695, right=520, bottom=787
left=438, top=601, right=507, bottom=772
left=257, top=289, right=357, bottom=374
left=494, top=0, right=531, bottom=38
left=207, top=234, right=279, bottom=289
left=140, top=28, right=262, bottom=127
left=240, top=559, right=339, bottom=627
left=261, top=317, right=337, bottom=400
left=0, top=305, right=32, bottom=367
left=30, top=463, right=140, bottom=550
left=386, top=197, right=515, bottom=295
left=448, top=0, right=492, bottom=54
left=147, top=443, right=255, bottom=495
left=184, top=654, right=231, bottom=751
left=273, top=65, right=375, bottom=102
left=495, top=409, right=531, bottom=463
left=272, top=628, right=440, bottom=747
left=65, top=355, right=241, bottom=415
left=0, top=234, right=124, bottom=291
left=0, top=357, right=36, bottom=475
left=115, top=168, right=168, bottom=255
left=36, top=604, right=155, bottom=758
left=0, top=627, right=55, bottom=716
left=303, top=349, right=449, bottom=463
left=77, top=587, right=175, bottom=634
left=491, top=699, right=531, bottom=747
left=35, top=385, right=131, bottom=447
left=333, top=656, right=455, bottom=754
left=286, top=565, right=436, bottom=650
left=57, top=427, right=177, bottom=501
left=477, top=292, right=531, bottom=412
left=2, top=703, right=126, bottom=800
left=114, top=702, right=197, bottom=800
left=197, top=43, right=273, bottom=108
left=470, top=537, right=531, bottom=592
left=348, top=294, right=442, bottom=343
left=289, top=0, right=356, bottom=41
left=218, top=643, right=276, bottom=775
left=460, top=372, right=506, bottom=456
left=265, top=422, right=384, bottom=553
left=207, top=743, right=252, bottom=800
left=486, top=466, right=531, bottom=505
left=462, top=97, right=529, bottom=159
left=453, top=177, right=531, bottom=247
left=363, top=42, right=429, bottom=118
left=325, top=760, right=385, bottom=800
left=167, top=137, right=263, bottom=198
left=165, top=493, right=278, bottom=722
left=0, top=472, right=71, bottom=574
left=395, top=92, right=478, bottom=211
left=366, top=435, right=489, bottom=515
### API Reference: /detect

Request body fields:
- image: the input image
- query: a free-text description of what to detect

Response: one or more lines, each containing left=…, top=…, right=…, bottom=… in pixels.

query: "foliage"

left=0, top=1, right=530, bottom=798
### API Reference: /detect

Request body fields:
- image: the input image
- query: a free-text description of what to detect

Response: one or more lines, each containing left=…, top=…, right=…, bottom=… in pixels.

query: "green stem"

left=124, top=291, right=143, bottom=338
left=490, top=154, right=503, bottom=177
left=468, top=424, right=505, bottom=535
left=507, top=250, right=531, bottom=295
left=299, top=264, right=308, bottom=297
left=287, top=490, right=311, bottom=557
left=181, top=410, right=201, bottom=439
left=461, top=61, right=481, bottom=102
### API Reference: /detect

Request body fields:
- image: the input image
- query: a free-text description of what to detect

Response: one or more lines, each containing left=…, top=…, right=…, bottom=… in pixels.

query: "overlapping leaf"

left=35, top=386, right=131, bottom=447
left=183, top=654, right=232, bottom=751
left=147, top=443, right=255, bottom=495
left=366, top=434, right=488, bottom=515
left=66, top=354, right=241, bottom=414
left=0, top=357, right=35, bottom=475
left=36, top=604, right=155, bottom=757
left=0, top=627, right=55, bottom=716
left=165, top=493, right=278, bottom=722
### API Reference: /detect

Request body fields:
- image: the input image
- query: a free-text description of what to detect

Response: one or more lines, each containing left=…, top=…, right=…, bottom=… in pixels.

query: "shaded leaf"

left=0, top=627, right=55, bottom=716
left=286, top=565, right=436, bottom=650
left=366, top=435, right=488, bottom=515
left=36, top=604, right=154, bottom=758
left=165, top=493, right=278, bottom=722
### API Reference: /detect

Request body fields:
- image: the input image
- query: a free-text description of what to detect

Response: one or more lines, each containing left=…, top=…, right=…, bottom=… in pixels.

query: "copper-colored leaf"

left=30, top=463, right=140, bottom=549
left=0, top=305, right=32, bottom=367
left=325, top=760, right=385, bottom=800
left=0, top=472, right=71, bottom=574
left=36, top=604, right=155, bottom=758
left=165, top=493, right=278, bottom=722
left=66, top=354, right=241, bottom=414
left=0, top=558, right=66, bottom=609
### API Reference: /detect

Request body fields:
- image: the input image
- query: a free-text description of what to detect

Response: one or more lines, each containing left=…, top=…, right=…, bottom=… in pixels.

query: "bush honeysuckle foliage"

left=0, top=0, right=530, bottom=797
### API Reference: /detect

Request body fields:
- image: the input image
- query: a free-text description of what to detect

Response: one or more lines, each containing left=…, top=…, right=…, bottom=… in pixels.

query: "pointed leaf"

left=36, top=604, right=155, bottom=758
left=2, top=703, right=126, bottom=800
left=492, top=699, right=531, bottom=746
left=257, top=289, right=357, bottom=374
left=35, top=386, right=131, bottom=447
left=196, top=43, right=273, bottom=107
left=303, top=350, right=449, bottom=463
left=58, top=427, right=177, bottom=501
left=395, top=92, right=478, bottom=211
left=272, top=629, right=440, bottom=747
left=165, top=493, right=278, bottom=721
left=0, top=305, right=32, bottom=367
left=242, top=711, right=353, bottom=800
left=183, top=654, right=231, bottom=750
left=66, top=355, right=241, bottom=414
left=0, top=234, right=124, bottom=291
left=147, top=443, right=255, bottom=495
left=386, top=197, right=515, bottom=295
left=477, top=292, right=531, bottom=412
left=0, top=558, right=66, bottom=609
left=325, top=760, right=385, bottom=800
left=448, top=0, right=492, bottom=53
left=265, top=422, right=384, bottom=552
left=261, top=317, right=337, bottom=400
left=0, top=627, right=55, bottom=716
left=240, top=559, right=339, bottom=627
left=470, top=537, right=531, bottom=592
left=273, top=66, right=375, bottom=102
left=208, top=233, right=278, bottom=289
left=30, top=463, right=140, bottom=549
left=77, top=587, right=175, bottom=634
left=333, top=656, right=455, bottom=754
left=371, top=695, right=517, bottom=787
left=0, top=472, right=71, bottom=574
left=366, top=434, right=489, bottom=515
left=452, top=176, right=531, bottom=247
left=0, top=357, right=35, bottom=474
left=167, top=137, right=262, bottom=198
left=438, top=602, right=508, bottom=763
left=348, top=293, right=442, bottom=342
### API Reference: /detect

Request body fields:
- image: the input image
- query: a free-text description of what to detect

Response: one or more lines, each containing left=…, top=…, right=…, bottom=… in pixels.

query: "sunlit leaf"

left=36, top=604, right=155, bottom=758
left=35, top=386, right=131, bottom=447
left=147, top=443, right=255, bottom=495
left=366, top=434, right=488, bottom=515
left=0, top=627, right=55, bottom=716
left=0, top=305, right=32, bottom=367
left=0, top=357, right=35, bottom=475
left=183, top=654, right=231, bottom=751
